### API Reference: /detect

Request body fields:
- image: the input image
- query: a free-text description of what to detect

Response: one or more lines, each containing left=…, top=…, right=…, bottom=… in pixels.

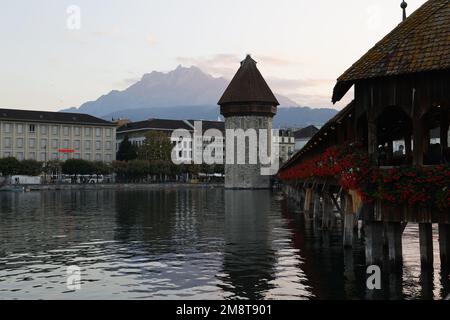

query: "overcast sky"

left=0, top=0, right=427, bottom=111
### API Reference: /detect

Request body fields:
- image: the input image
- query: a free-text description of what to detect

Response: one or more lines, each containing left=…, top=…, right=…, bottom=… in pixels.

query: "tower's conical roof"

left=218, top=55, right=279, bottom=106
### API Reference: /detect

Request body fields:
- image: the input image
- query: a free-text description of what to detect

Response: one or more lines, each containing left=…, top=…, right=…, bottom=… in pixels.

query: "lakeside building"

left=0, top=108, right=117, bottom=163
left=293, top=125, right=319, bottom=151
left=276, top=129, right=295, bottom=163
left=116, top=118, right=225, bottom=163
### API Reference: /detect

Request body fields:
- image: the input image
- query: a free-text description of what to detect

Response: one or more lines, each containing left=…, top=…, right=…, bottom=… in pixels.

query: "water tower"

left=218, top=55, right=279, bottom=189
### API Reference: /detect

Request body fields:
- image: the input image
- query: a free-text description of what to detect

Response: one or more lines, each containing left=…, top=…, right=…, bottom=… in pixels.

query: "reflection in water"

left=0, top=188, right=448, bottom=299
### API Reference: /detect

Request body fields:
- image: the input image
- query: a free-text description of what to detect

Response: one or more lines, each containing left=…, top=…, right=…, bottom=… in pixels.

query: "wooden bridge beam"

left=419, top=223, right=434, bottom=268
left=343, top=193, right=354, bottom=248
left=439, top=224, right=450, bottom=267
left=387, top=222, right=403, bottom=267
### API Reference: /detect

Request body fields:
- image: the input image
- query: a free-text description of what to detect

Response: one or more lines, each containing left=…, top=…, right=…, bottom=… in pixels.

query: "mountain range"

left=62, top=65, right=338, bottom=128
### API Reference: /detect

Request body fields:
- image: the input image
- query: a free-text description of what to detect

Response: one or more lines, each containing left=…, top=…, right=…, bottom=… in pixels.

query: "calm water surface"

left=0, top=187, right=448, bottom=299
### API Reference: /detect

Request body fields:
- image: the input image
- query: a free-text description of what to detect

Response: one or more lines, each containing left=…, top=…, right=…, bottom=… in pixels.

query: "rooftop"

left=218, top=55, right=279, bottom=106
left=0, top=108, right=115, bottom=126
left=333, top=0, right=450, bottom=102
left=294, top=125, right=320, bottom=139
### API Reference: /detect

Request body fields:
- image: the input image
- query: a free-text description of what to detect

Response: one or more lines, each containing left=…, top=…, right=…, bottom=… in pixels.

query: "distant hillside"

left=62, top=65, right=338, bottom=128
left=102, top=105, right=337, bottom=129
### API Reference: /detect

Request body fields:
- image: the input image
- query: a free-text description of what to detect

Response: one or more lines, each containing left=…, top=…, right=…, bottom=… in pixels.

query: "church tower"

left=218, top=55, right=279, bottom=189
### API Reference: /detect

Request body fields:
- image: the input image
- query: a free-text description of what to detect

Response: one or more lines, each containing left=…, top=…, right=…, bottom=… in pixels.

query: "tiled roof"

left=117, top=119, right=192, bottom=133
left=0, top=108, right=115, bottom=126
left=218, top=55, right=279, bottom=106
left=294, top=125, right=319, bottom=139
left=186, top=120, right=225, bottom=133
left=281, top=102, right=355, bottom=170
left=117, top=118, right=225, bottom=133
left=333, top=0, right=450, bottom=102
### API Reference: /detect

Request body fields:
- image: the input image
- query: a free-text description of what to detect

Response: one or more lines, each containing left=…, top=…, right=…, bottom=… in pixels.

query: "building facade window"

left=39, top=152, right=46, bottom=161
left=95, top=153, right=101, bottom=161
left=95, top=128, right=102, bottom=137
left=17, top=124, right=24, bottom=134
left=106, top=128, right=111, bottom=137
left=40, top=125, right=47, bottom=135
left=63, top=140, right=70, bottom=149
left=16, top=152, right=24, bottom=160
left=40, top=139, right=47, bottom=149
left=29, top=152, right=36, bottom=160
left=63, top=126, right=70, bottom=136
left=4, top=137, right=11, bottom=148
left=4, top=123, right=11, bottom=133
left=105, top=141, right=111, bottom=150
left=85, top=127, right=91, bottom=137
left=29, top=124, right=36, bottom=133
left=17, top=138, right=24, bottom=148
left=95, top=141, right=101, bottom=150
left=74, top=140, right=80, bottom=150
left=29, top=138, right=35, bottom=149
left=52, top=139, right=59, bottom=149
left=52, top=126, right=59, bottom=135
left=74, top=127, right=81, bottom=136
left=85, top=141, right=91, bottom=150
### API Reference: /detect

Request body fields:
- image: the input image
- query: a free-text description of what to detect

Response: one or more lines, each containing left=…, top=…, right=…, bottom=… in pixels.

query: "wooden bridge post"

left=322, top=193, right=333, bottom=230
left=419, top=223, right=434, bottom=268
left=386, top=222, right=403, bottom=267
left=439, top=224, right=450, bottom=268
left=304, top=188, right=314, bottom=218
left=363, top=203, right=383, bottom=266
left=313, top=192, right=322, bottom=226
left=343, top=193, right=354, bottom=247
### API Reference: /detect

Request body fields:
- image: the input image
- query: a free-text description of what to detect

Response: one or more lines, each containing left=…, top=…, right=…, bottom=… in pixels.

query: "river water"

left=0, top=187, right=448, bottom=299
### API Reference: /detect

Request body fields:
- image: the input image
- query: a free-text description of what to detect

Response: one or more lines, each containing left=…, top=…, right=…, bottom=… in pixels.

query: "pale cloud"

left=91, top=26, right=122, bottom=37
left=146, top=34, right=158, bottom=46
left=176, top=53, right=295, bottom=79
left=267, top=77, right=333, bottom=92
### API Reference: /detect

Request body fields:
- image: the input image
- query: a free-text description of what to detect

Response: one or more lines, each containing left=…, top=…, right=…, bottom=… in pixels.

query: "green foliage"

left=0, top=157, right=22, bottom=176
left=117, top=135, right=137, bottom=161
left=137, top=131, right=172, bottom=162
left=62, top=159, right=95, bottom=175
left=20, top=160, right=43, bottom=176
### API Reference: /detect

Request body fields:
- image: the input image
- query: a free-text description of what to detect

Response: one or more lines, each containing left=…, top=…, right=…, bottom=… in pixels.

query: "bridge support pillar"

left=365, top=221, right=384, bottom=266
left=387, top=222, right=403, bottom=267
left=304, top=188, right=314, bottom=219
left=322, top=194, right=333, bottom=231
left=419, top=223, right=434, bottom=268
left=343, top=193, right=354, bottom=248
left=439, top=224, right=450, bottom=268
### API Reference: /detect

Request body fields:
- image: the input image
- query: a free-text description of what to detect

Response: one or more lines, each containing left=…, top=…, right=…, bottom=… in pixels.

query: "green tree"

left=137, top=131, right=173, bottom=162
left=117, top=135, right=137, bottom=161
left=20, top=159, right=43, bottom=176
left=62, top=159, right=95, bottom=175
left=127, top=159, right=149, bottom=181
left=112, top=160, right=128, bottom=182
left=0, top=157, right=22, bottom=176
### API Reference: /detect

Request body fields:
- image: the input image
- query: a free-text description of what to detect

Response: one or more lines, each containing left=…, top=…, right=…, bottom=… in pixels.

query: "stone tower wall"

left=224, top=115, right=273, bottom=189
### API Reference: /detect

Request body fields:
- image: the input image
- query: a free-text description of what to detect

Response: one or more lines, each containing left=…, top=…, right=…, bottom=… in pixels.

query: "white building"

left=116, top=118, right=225, bottom=163
left=0, top=108, right=117, bottom=163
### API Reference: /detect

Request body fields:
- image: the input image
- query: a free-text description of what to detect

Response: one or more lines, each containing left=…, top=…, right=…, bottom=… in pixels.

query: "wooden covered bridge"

left=278, top=0, right=450, bottom=269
